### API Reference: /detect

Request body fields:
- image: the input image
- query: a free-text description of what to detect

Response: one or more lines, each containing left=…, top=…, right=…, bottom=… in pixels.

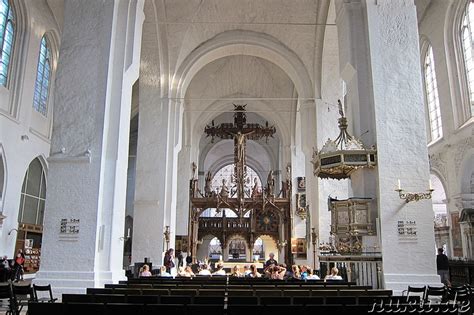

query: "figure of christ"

left=234, top=130, right=255, bottom=164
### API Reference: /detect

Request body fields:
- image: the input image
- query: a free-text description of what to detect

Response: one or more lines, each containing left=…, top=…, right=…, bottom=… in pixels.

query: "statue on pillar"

left=266, top=170, right=275, bottom=196
left=204, top=171, right=213, bottom=197
left=251, top=177, right=260, bottom=198
left=220, top=179, right=229, bottom=198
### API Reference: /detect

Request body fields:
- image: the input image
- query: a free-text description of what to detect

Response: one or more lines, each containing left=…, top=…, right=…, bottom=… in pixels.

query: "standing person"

left=163, top=248, right=175, bottom=274
left=436, top=248, right=451, bottom=286
left=177, top=250, right=184, bottom=268
left=0, top=256, right=11, bottom=282
left=13, top=249, right=25, bottom=282
left=264, top=253, right=278, bottom=270
left=185, top=253, right=192, bottom=266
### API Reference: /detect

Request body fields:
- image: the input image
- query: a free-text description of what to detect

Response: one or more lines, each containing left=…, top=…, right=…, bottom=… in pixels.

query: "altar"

left=188, top=105, right=293, bottom=266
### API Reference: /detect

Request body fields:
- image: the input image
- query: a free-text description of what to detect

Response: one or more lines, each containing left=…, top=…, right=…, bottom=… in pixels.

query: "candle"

left=127, top=228, right=130, bottom=238
left=397, top=179, right=401, bottom=190
left=429, top=179, right=433, bottom=190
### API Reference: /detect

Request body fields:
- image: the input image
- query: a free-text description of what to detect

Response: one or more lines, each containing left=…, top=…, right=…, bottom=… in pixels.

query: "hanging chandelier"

left=312, top=100, right=377, bottom=180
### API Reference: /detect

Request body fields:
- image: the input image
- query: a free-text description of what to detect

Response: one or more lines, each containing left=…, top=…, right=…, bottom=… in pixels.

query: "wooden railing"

left=449, top=259, right=474, bottom=285
left=319, top=254, right=383, bottom=289
left=198, top=217, right=250, bottom=230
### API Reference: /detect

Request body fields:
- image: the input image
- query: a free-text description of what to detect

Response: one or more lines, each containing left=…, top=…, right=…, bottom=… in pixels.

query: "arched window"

left=424, top=45, right=443, bottom=141
left=32, top=36, right=51, bottom=116
left=18, top=158, right=46, bottom=226
left=0, top=0, right=15, bottom=87
left=208, top=237, right=222, bottom=257
left=461, top=1, right=474, bottom=118
left=211, top=163, right=261, bottom=196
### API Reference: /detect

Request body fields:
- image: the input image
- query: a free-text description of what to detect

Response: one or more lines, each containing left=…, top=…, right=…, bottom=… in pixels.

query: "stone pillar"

left=131, top=1, right=182, bottom=266
left=300, top=100, right=318, bottom=268
left=176, top=145, right=192, bottom=236
left=35, top=0, right=144, bottom=293
left=362, top=0, right=439, bottom=291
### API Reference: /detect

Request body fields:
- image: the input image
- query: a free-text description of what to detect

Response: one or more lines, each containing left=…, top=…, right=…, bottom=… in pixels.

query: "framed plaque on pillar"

left=175, top=235, right=188, bottom=252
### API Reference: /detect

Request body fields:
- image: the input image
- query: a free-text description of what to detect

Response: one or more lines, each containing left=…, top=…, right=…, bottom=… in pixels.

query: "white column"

left=131, top=39, right=165, bottom=266
left=362, top=0, right=440, bottom=291
left=176, top=145, right=192, bottom=236
left=35, top=0, right=144, bottom=294
left=299, top=100, right=318, bottom=268
left=131, top=9, right=180, bottom=266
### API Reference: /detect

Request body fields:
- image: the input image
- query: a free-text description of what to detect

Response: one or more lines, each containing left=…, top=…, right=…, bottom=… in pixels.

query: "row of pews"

left=27, top=277, right=467, bottom=315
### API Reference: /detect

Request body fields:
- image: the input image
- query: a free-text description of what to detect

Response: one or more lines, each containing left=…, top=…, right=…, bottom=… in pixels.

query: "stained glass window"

left=424, top=46, right=443, bottom=141
left=0, top=0, right=15, bottom=87
left=461, top=1, right=474, bottom=117
left=32, top=36, right=51, bottom=116
left=18, top=158, right=46, bottom=226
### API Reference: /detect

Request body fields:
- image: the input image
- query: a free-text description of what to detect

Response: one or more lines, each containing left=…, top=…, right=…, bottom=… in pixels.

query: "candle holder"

left=276, top=240, right=287, bottom=250
left=395, top=188, right=434, bottom=203
left=119, top=228, right=131, bottom=241
left=164, top=226, right=170, bottom=251
left=311, top=228, right=318, bottom=270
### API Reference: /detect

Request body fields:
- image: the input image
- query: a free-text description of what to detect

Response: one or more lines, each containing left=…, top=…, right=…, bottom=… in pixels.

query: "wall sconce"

left=119, top=228, right=131, bottom=241
left=395, top=179, right=434, bottom=203
left=7, top=228, right=18, bottom=236
left=276, top=240, right=287, bottom=250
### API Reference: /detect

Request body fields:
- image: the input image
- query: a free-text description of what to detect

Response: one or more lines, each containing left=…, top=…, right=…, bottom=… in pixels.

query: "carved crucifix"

left=204, top=105, right=276, bottom=208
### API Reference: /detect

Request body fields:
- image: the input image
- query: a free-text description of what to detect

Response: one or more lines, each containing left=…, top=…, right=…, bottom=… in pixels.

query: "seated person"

left=248, top=264, right=261, bottom=278
left=280, top=263, right=292, bottom=280
left=324, top=267, right=343, bottom=281
left=230, top=265, right=243, bottom=277
left=212, top=263, right=226, bottom=276
left=306, top=267, right=320, bottom=280
left=139, top=264, right=152, bottom=277
left=198, top=264, right=212, bottom=276
left=300, top=265, right=309, bottom=280
left=176, top=266, right=186, bottom=277
left=184, top=266, right=195, bottom=277
left=159, top=265, right=172, bottom=277
left=269, top=265, right=286, bottom=280
left=291, top=265, right=301, bottom=280
left=243, top=265, right=251, bottom=277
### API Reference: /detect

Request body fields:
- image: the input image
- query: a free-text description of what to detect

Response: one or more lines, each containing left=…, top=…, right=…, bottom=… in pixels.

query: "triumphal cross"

left=204, top=105, right=276, bottom=204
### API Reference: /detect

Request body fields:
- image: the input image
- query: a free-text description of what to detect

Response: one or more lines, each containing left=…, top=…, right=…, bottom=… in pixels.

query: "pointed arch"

left=17, top=157, right=47, bottom=226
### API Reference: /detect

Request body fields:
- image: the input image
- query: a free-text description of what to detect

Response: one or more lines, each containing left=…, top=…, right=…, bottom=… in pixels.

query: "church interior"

left=0, top=0, right=473, bottom=313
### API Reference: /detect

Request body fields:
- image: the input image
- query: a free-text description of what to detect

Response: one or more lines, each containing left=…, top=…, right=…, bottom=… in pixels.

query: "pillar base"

left=34, top=270, right=126, bottom=296
left=383, top=273, right=441, bottom=295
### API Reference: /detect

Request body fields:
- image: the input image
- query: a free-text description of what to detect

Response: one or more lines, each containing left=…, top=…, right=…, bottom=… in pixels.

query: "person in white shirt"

left=306, top=267, right=321, bottom=280
left=324, top=267, right=343, bottom=281
left=198, top=264, right=212, bottom=276
left=243, top=265, right=251, bottom=277
left=159, top=265, right=172, bottom=277
left=212, top=263, right=226, bottom=276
